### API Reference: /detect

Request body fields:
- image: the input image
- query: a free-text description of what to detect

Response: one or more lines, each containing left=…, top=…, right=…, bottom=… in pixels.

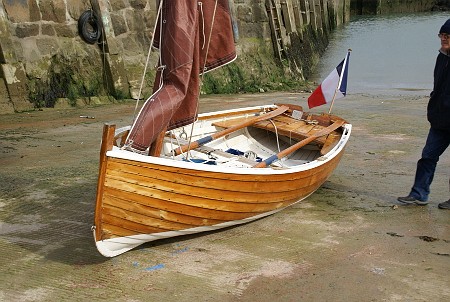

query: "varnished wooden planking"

left=102, top=175, right=310, bottom=212
left=255, top=116, right=313, bottom=132
left=102, top=193, right=226, bottom=225
left=98, top=150, right=342, bottom=224
left=100, top=166, right=333, bottom=211
left=104, top=167, right=324, bottom=204
left=252, top=121, right=327, bottom=145
left=104, top=177, right=293, bottom=210
left=100, top=188, right=308, bottom=240
left=101, top=215, right=166, bottom=237
left=103, top=184, right=302, bottom=216
left=109, top=156, right=334, bottom=182
left=107, top=159, right=326, bottom=193
left=101, top=222, right=144, bottom=238
left=96, top=166, right=344, bottom=241
left=104, top=171, right=328, bottom=206
left=100, top=197, right=299, bottom=240
left=212, top=114, right=334, bottom=145
left=102, top=205, right=192, bottom=230
left=103, top=187, right=260, bottom=219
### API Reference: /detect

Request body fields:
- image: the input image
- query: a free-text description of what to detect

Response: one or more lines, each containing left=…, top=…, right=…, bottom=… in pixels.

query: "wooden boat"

left=92, top=1, right=352, bottom=257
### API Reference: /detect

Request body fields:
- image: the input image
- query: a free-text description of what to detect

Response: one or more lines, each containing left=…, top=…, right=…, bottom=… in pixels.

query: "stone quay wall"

left=0, top=0, right=352, bottom=114
left=351, top=0, right=444, bottom=14
left=1, top=0, right=448, bottom=114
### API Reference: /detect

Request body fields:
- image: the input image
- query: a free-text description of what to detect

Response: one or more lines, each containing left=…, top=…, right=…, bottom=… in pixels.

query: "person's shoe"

left=397, top=196, right=429, bottom=205
left=438, top=200, right=450, bottom=209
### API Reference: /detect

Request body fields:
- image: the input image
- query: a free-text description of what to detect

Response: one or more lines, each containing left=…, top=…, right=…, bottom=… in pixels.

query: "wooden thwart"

left=253, top=120, right=346, bottom=168
left=213, top=111, right=337, bottom=147
left=172, top=105, right=289, bottom=156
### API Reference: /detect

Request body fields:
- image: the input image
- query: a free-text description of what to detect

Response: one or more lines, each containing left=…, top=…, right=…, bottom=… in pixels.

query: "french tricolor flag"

left=308, top=51, right=350, bottom=109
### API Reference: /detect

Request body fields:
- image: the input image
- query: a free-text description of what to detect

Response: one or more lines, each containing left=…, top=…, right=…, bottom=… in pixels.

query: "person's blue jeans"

left=410, top=127, right=450, bottom=201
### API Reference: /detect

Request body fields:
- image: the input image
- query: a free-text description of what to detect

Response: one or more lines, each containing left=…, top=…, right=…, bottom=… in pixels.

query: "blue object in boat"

left=184, top=158, right=217, bottom=165
left=225, top=148, right=262, bottom=162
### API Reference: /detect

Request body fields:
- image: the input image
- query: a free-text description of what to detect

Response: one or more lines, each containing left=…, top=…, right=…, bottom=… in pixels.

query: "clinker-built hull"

left=93, top=104, right=351, bottom=257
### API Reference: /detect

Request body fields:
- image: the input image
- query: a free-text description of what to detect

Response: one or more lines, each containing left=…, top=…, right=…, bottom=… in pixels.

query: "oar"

left=173, top=105, right=289, bottom=156
left=253, top=120, right=346, bottom=168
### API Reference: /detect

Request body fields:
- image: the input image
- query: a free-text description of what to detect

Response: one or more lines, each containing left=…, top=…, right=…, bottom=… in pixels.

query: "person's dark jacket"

left=428, top=51, right=450, bottom=130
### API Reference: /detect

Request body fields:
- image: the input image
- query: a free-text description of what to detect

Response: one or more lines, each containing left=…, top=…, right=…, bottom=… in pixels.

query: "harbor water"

left=311, top=12, right=450, bottom=96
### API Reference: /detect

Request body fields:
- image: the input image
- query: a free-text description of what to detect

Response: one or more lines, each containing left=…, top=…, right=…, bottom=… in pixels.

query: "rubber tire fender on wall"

left=78, top=10, right=102, bottom=44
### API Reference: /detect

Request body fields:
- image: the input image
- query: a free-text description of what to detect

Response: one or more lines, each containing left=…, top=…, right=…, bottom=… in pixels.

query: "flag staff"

left=327, top=84, right=340, bottom=114
left=328, top=49, right=351, bottom=114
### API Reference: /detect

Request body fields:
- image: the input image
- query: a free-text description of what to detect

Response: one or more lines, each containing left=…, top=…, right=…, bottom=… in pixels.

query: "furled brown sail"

left=125, top=0, right=237, bottom=152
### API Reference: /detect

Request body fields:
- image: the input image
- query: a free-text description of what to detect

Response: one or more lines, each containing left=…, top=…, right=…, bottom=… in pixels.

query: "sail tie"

left=198, top=2, right=206, bottom=50
left=156, top=65, right=166, bottom=89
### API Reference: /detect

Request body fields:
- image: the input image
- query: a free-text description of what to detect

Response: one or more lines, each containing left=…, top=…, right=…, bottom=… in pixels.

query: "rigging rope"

left=198, top=2, right=206, bottom=50
left=132, top=0, right=164, bottom=122
left=185, top=0, right=219, bottom=160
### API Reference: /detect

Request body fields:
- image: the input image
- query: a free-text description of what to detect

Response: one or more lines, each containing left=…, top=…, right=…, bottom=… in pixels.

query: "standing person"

left=438, top=178, right=450, bottom=209
left=397, top=19, right=450, bottom=209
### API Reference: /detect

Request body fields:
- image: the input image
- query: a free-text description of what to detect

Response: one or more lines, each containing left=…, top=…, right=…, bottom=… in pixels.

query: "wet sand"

left=0, top=92, right=449, bottom=301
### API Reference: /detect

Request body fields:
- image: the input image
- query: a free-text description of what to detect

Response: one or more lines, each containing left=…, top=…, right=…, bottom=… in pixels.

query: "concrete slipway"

left=0, top=92, right=449, bottom=301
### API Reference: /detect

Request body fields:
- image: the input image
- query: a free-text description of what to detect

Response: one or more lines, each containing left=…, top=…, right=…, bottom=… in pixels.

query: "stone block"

left=110, top=0, right=127, bottom=11
left=1, top=63, right=33, bottom=112
left=89, top=96, right=113, bottom=105
left=238, top=22, right=269, bottom=39
left=66, top=0, right=91, bottom=20
left=3, top=0, right=30, bottom=23
left=0, top=79, right=15, bottom=114
left=19, top=39, right=41, bottom=62
left=251, top=2, right=267, bottom=22
left=125, top=9, right=145, bottom=32
left=41, top=24, right=56, bottom=36
left=54, top=98, right=72, bottom=109
left=129, top=0, right=146, bottom=10
left=0, top=100, right=15, bottom=114
left=36, top=38, right=59, bottom=57
left=99, top=95, right=113, bottom=104
left=29, top=0, right=41, bottom=22
left=40, top=0, right=67, bottom=23
left=96, top=0, right=121, bottom=55
left=15, top=23, right=40, bottom=38
left=110, top=12, right=127, bottom=36
left=75, top=98, right=87, bottom=107
left=121, top=35, right=141, bottom=55
left=54, top=24, right=76, bottom=38
left=89, top=96, right=102, bottom=105
left=237, top=5, right=253, bottom=23
left=144, top=11, right=156, bottom=28
left=107, top=54, right=129, bottom=98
